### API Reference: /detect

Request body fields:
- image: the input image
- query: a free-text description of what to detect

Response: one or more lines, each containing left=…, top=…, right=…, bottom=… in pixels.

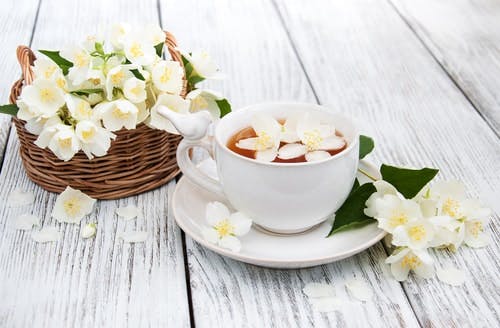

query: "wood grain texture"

left=0, top=0, right=190, bottom=327
left=160, top=0, right=420, bottom=327
left=0, top=0, right=40, bottom=163
left=390, top=0, right=500, bottom=134
left=274, top=0, right=500, bottom=327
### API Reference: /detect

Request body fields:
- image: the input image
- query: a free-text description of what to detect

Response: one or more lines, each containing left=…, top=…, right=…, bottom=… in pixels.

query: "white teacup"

left=158, top=103, right=359, bottom=234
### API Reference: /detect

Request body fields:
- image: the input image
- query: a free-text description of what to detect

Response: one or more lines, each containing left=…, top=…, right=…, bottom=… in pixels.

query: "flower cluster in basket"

left=0, top=24, right=231, bottom=161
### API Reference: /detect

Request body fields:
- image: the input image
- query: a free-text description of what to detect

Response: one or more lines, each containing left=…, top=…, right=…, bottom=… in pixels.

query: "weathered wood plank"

left=275, top=0, right=500, bottom=326
left=390, top=0, right=500, bottom=134
left=160, top=0, right=420, bottom=327
left=0, top=0, right=190, bottom=327
left=0, top=0, right=40, bottom=163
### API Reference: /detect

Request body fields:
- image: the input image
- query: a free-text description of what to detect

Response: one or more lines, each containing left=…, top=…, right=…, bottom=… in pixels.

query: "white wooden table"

left=0, top=0, right=499, bottom=327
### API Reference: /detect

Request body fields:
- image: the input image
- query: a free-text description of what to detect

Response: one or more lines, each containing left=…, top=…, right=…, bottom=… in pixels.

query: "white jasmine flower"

left=110, top=23, right=131, bottom=50
left=123, top=77, right=147, bottom=103
left=428, top=215, right=464, bottom=249
left=24, top=116, right=49, bottom=135
left=345, top=279, right=373, bottom=302
left=277, top=113, right=345, bottom=162
left=13, top=214, right=40, bottom=230
left=119, top=230, right=148, bottom=243
left=60, top=46, right=92, bottom=85
left=186, top=89, right=223, bottom=120
left=436, top=267, right=466, bottom=286
left=97, top=99, right=138, bottom=131
left=392, top=219, right=435, bottom=249
left=151, top=60, right=184, bottom=94
left=65, top=94, right=95, bottom=121
left=123, top=36, right=157, bottom=66
left=302, top=283, right=335, bottom=298
left=180, top=50, right=222, bottom=79
left=32, top=226, right=61, bottom=243
left=364, top=180, right=400, bottom=218
left=48, top=127, right=81, bottom=161
left=236, top=114, right=281, bottom=162
left=8, top=188, right=35, bottom=207
left=51, top=186, right=96, bottom=223
left=33, top=57, right=63, bottom=80
left=279, top=112, right=302, bottom=143
left=372, top=195, right=422, bottom=233
left=105, top=65, right=133, bottom=101
left=19, top=79, right=65, bottom=118
left=201, top=201, right=252, bottom=252
left=115, top=205, right=140, bottom=220
left=75, top=120, right=116, bottom=159
left=463, top=216, right=491, bottom=248
left=148, top=93, right=190, bottom=133
left=16, top=100, right=37, bottom=121
left=142, top=24, right=165, bottom=46
left=135, top=101, right=149, bottom=124
left=82, top=33, right=104, bottom=53
left=81, top=222, right=97, bottom=239
left=385, top=247, right=434, bottom=281
left=86, top=68, right=106, bottom=88
left=33, top=117, right=65, bottom=148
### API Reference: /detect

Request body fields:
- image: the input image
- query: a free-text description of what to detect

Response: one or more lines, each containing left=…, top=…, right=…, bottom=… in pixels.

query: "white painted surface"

left=0, top=0, right=498, bottom=327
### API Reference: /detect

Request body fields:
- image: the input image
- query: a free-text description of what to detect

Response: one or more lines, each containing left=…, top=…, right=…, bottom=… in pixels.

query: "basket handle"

left=12, top=31, right=187, bottom=99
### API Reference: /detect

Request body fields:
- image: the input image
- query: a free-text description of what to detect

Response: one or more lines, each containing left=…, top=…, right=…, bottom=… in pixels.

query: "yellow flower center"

left=56, top=77, right=66, bottom=89
left=408, top=225, right=426, bottom=241
left=468, top=220, right=484, bottom=238
left=111, top=71, right=125, bottom=85
left=90, top=78, right=101, bottom=85
left=81, top=128, right=95, bottom=141
left=389, top=211, right=408, bottom=228
left=442, top=198, right=461, bottom=218
left=159, top=67, right=172, bottom=83
left=112, top=107, right=130, bottom=120
left=74, top=53, right=89, bottom=68
left=44, top=66, right=57, bottom=79
left=303, top=129, right=323, bottom=151
left=255, top=132, right=273, bottom=151
left=39, top=88, right=55, bottom=102
left=130, top=43, right=144, bottom=58
left=214, top=219, right=234, bottom=238
left=58, top=136, right=72, bottom=148
left=401, top=255, right=421, bottom=270
left=63, top=197, right=81, bottom=216
left=191, top=96, right=208, bottom=111
left=77, top=102, right=91, bottom=119
left=130, top=85, right=143, bottom=96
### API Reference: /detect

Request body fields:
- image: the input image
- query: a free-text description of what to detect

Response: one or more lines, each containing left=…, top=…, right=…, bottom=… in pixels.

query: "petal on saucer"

left=201, top=227, right=219, bottom=244
left=305, top=150, right=331, bottom=162
left=206, top=201, right=231, bottom=226
left=278, top=143, right=307, bottom=160
left=230, top=212, right=252, bottom=236
left=255, top=148, right=277, bottom=162
left=219, top=235, right=241, bottom=252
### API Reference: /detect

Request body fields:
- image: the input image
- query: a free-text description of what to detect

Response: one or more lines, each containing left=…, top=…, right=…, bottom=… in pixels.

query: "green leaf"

left=70, top=88, right=103, bottom=96
left=0, top=104, right=19, bottom=116
left=130, top=69, right=145, bottom=81
left=155, top=42, right=164, bottom=57
left=348, top=178, right=360, bottom=196
left=188, top=75, right=205, bottom=86
left=359, top=135, right=374, bottom=159
left=181, top=55, right=193, bottom=77
left=329, top=218, right=375, bottom=235
left=39, top=50, right=73, bottom=75
left=215, top=99, right=232, bottom=117
left=95, top=42, right=104, bottom=55
left=380, top=164, right=439, bottom=199
left=327, top=182, right=376, bottom=237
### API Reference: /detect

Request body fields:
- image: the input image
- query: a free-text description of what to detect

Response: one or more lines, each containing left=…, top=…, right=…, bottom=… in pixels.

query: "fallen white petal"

left=120, top=230, right=148, bottom=243
left=277, top=143, right=307, bottom=159
left=13, top=214, right=40, bottom=230
left=345, top=279, right=373, bottom=302
left=8, top=189, right=35, bottom=207
left=436, top=267, right=466, bottom=286
left=81, top=223, right=97, bottom=239
left=303, top=282, right=335, bottom=298
left=310, top=297, right=343, bottom=312
left=31, top=227, right=61, bottom=243
left=115, top=205, right=141, bottom=220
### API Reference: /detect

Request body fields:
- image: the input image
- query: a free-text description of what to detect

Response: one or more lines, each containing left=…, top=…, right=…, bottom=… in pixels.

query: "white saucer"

left=172, top=160, right=386, bottom=269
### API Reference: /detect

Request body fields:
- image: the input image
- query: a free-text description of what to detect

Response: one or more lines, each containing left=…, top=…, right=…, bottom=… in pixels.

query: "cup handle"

left=176, top=137, right=224, bottom=196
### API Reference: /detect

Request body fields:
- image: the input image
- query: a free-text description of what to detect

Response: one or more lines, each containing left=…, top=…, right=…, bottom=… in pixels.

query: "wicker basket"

left=9, top=31, right=186, bottom=199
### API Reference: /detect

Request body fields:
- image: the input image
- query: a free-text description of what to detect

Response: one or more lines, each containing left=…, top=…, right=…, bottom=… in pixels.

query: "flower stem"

left=357, top=168, right=378, bottom=182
